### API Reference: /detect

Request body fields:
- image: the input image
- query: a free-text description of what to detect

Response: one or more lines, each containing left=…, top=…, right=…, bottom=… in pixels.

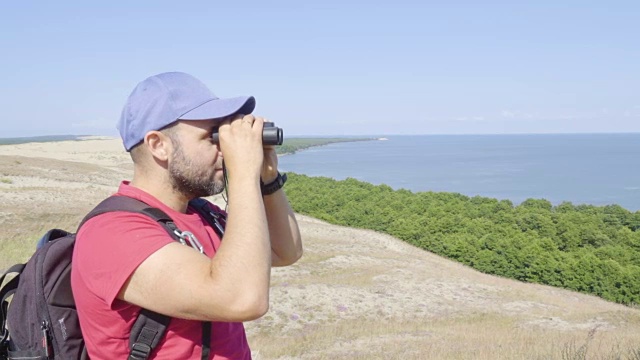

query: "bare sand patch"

left=0, top=137, right=129, bottom=168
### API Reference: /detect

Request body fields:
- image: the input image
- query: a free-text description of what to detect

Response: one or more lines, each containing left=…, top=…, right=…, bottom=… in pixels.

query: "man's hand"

left=218, top=114, right=264, bottom=180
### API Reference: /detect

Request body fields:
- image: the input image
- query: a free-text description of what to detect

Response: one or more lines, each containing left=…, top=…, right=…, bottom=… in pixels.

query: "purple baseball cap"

left=117, top=72, right=256, bottom=151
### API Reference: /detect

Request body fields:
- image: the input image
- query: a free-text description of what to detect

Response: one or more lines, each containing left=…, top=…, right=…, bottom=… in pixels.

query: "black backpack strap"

left=79, top=196, right=177, bottom=231
left=188, top=198, right=229, bottom=360
left=0, top=264, right=25, bottom=300
left=188, top=198, right=226, bottom=239
left=81, top=196, right=182, bottom=360
left=201, top=322, right=211, bottom=360
left=1, top=264, right=26, bottom=349
left=127, top=309, right=171, bottom=360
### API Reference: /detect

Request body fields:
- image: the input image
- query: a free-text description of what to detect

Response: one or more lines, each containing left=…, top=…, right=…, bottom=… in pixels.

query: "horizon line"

left=2, top=131, right=640, bottom=141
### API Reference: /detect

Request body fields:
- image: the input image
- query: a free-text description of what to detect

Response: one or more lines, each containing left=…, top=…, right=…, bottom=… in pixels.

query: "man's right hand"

left=217, top=114, right=265, bottom=181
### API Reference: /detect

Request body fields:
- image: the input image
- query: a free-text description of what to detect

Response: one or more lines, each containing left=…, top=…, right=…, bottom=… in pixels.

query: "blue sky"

left=1, top=1, right=638, bottom=137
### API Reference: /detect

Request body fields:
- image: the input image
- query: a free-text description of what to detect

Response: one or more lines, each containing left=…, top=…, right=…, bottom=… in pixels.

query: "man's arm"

left=118, top=180, right=270, bottom=322
left=261, top=147, right=303, bottom=267
left=264, top=189, right=303, bottom=266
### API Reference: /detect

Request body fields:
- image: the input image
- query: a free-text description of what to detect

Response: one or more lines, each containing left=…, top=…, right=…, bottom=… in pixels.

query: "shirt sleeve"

left=74, top=211, right=176, bottom=308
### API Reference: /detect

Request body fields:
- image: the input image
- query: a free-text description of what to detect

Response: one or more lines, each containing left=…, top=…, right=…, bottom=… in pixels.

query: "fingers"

left=238, top=114, right=253, bottom=126
left=227, top=114, right=262, bottom=124
left=223, top=114, right=263, bottom=133
left=217, top=116, right=264, bottom=178
left=218, top=114, right=272, bottom=152
left=217, top=114, right=265, bottom=153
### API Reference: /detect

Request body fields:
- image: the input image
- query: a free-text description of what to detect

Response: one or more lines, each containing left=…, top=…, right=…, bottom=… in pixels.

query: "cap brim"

left=179, top=96, right=256, bottom=120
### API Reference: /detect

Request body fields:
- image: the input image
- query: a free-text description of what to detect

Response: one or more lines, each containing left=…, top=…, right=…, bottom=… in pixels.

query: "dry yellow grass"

left=2, top=139, right=640, bottom=359
left=250, top=314, right=640, bottom=359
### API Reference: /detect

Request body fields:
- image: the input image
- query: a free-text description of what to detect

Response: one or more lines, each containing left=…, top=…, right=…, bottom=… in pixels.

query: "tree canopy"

left=284, top=173, right=640, bottom=305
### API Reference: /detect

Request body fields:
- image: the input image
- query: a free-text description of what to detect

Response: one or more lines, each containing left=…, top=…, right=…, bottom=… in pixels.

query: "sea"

left=278, top=134, right=640, bottom=212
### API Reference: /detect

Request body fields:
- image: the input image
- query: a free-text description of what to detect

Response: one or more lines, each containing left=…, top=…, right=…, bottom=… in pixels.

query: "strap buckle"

left=129, top=343, right=152, bottom=360
left=173, top=230, right=204, bottom=254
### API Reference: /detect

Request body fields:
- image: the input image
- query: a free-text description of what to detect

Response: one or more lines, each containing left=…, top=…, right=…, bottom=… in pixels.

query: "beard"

left=168, top=146, right=225, bottom=199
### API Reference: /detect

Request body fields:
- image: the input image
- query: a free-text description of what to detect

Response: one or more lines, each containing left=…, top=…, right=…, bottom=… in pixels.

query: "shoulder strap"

left=201, top=322, right=211, bottom=360
left=187, top=198, right=227, bottom=360
left=81, top=196, right=178, bottom=360
left=188, top=198, right=226, bottom=239
left=127, top=309, right=171, bottom=360
left=80, top=196, right=177, bottom=231
left=0, top=264, right=26, bottom=349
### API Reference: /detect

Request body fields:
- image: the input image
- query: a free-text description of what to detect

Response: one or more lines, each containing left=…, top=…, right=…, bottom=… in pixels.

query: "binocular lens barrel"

left=210, top=121, right=284, bottom=146
left=262, top=126, right=284, bottom=146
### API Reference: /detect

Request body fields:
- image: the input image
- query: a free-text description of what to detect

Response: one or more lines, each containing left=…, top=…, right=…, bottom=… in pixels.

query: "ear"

left=144, top=130, right=172, bottom=162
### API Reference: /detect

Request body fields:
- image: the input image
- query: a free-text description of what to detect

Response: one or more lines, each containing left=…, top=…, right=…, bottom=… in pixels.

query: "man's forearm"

left=211, top=176, right=272, bottom=315
left=263, top=189, right=303, bottom=266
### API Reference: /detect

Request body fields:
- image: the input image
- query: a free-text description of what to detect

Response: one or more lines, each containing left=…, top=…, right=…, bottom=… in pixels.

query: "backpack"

left=0, top=196, right=226, bottom=360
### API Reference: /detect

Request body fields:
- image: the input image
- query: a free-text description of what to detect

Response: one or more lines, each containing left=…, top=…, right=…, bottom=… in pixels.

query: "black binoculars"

left=210, top=121, right=284, bottom=146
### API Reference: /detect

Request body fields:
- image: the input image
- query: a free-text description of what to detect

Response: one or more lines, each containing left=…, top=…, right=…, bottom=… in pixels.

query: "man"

left=71, top=72, right=303, bottom=359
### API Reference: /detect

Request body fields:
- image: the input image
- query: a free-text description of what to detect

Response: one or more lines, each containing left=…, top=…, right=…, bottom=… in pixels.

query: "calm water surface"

left=279, top=134, right=640, bottom=211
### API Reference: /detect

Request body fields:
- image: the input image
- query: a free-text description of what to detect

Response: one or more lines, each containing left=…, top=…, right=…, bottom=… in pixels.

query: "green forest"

left=283, top=173, right=640, bottom=305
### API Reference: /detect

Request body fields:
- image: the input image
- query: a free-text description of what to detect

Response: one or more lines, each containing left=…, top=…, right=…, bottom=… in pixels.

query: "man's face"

left=167, top=120, right=225, bottom=199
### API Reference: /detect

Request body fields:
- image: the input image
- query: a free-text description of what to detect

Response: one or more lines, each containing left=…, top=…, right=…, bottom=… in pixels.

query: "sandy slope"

left=1, top=138, right=639, bottom=359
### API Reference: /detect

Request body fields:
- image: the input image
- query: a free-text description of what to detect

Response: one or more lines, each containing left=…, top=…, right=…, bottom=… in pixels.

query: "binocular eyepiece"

left=210, top=121, right=284, bottom=146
